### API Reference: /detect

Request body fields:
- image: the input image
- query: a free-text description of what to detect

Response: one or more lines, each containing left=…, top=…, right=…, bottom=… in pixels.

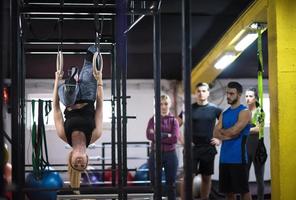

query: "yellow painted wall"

left=268, top=0, right=296, bottom=199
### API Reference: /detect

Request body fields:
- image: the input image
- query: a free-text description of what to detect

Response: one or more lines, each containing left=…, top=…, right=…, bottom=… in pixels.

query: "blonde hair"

left=68, top=151, right=81, bottom=193
left=160, top=94, right=171, bottom=104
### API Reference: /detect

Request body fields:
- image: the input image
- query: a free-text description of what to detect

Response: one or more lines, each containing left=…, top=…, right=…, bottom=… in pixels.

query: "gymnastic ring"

left=56, top=50, right=64, bottom=73
left=92, top=51, right=103, bottom=74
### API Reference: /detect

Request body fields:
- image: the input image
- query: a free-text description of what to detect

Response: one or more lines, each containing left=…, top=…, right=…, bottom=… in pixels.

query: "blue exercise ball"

left=134, top=163, right=149, bottom=185
left=134, top=163, right=165, bottom=186
left=25, top=170, right=63, bottom=200
left=81, top=170, right=102, bottom=186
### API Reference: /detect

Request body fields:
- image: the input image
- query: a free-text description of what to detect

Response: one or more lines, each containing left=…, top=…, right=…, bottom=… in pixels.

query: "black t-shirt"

left=64, top=102, right=95, bottom=147
left=180, top=103, right=222, bottom=144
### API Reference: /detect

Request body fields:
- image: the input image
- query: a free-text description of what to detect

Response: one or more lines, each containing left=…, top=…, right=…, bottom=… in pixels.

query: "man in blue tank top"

left=214, top=82, right=252, bottom=200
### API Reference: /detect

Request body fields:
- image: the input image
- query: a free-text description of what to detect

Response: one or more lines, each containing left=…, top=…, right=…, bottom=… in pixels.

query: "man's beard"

left=227, top=97, right=238, bottom=105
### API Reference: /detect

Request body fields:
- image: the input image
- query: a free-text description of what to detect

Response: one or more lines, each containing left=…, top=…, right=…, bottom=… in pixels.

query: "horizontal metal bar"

left=89, top=156, right=148, bottom=161
left=20, top=185, right=153, bottom=193
left=103, top=141, right=150, bottom=145
left=25, top=37, right=114, bottom=43
left=65, top=143, right=150, bottom=149
left=22, top=12, right=115, bottom=16
left=21, top=4, right=116, bottom=14
left=25, top=41, right=114, bottom=45
left=89, top=143, right=150, bottom=149
left=113, top=116, right=136, bottom=119
left=21, top=6, right=155, bottom=16
left=24, top=16, right=113, bottom=20
left=25, top=51, right=112, bottom=55
left=57, top=193, right=153, bottom=200
left=104, top=95, right=132, bottom=101
left=26, top=2, right=116, bottom=6
left=22, top=186, right=118, bottom=193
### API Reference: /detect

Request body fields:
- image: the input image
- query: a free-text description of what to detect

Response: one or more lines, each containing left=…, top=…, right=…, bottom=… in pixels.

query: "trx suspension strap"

left=93, top=0, right=104, bottom=73
left=56, top=0, right=64, bottom=74
left=257, top=26, right=265, bottom=139
left=31, top=100, right=40, bottom=178
left=44, top=100, right=52, bottom=124
left=94, top=0, right=103, bottom=52
left=255, top=25, right=268, bottom=164
left=38, top=100, right=50, bottom=170
left=31, top=100, right=51, bottom=179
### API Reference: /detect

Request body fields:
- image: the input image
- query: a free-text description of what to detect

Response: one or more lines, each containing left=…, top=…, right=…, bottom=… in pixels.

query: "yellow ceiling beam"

left=191, top=0, right=267, bottom=92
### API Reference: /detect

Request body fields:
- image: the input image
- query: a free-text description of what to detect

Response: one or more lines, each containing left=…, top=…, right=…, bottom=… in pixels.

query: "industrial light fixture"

left=214, top=52, right=236, bottom=70
left=234, top=33, right=258, bottom=51
left=214, top=23, right=266, bottom=70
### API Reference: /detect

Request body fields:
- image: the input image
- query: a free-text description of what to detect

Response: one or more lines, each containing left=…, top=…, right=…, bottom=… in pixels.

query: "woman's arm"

left=213, top=114, right=232, bottom=140
left=53, top=71, right=67, bottom=143
left=219, top=109, right=251, bottom=138
left=90, top=72, right=103, bottom=143
left=146, top=118, right=155, bottom=141
left=161, top=117, right=180, bottom=144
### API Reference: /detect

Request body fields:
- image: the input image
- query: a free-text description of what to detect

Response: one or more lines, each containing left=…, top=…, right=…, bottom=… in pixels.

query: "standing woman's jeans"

left=247, top=134, right=265, bottom=200
left=149, top=150, right=178, bottom=200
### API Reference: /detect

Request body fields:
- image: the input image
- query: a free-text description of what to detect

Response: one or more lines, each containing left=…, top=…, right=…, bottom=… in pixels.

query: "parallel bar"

left=153, top=6, right=162, bottom=200
left=182, top=0, right=193, bottom=199
left=11, top=0, right=25, bottom=199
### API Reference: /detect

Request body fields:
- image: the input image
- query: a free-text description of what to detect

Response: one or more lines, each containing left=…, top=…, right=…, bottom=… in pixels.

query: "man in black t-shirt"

left=179, top=82, right=222, bottom=200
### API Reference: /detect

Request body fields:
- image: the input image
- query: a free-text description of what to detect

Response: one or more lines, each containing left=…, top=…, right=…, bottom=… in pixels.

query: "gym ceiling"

left=20, top=0, right=268, bottom=80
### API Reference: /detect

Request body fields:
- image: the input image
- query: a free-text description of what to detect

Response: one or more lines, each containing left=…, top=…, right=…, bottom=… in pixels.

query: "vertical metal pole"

left=116, top=44, right=122, bottom=200
left=121, top=5, right=128, bottom=200
left=116, top=0, right=127, bottom=198
left=182, top=0, right=193, bottom=199
left=102, top=143, right=106, bottom=182
left=111, top=44, right=117, bottom=187
left=20, top=8, right=26, bottom=191
left=153, top=7, right=162, bottom=200
left=0, top=0, right=5, bottom=197
left=11, top=0, right=25, bottom=199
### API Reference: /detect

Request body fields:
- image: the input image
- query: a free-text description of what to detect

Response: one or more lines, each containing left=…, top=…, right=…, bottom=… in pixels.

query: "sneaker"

left=65, top=67, right=79, bottom=95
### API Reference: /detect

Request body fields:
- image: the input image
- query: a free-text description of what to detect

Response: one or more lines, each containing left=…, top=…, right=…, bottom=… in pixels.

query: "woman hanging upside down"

left=53, top=45, right=103, bottom=189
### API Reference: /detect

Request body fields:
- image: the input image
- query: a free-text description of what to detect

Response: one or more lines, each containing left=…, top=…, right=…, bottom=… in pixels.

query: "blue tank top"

left=220, top=104, right=250, bottom=164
